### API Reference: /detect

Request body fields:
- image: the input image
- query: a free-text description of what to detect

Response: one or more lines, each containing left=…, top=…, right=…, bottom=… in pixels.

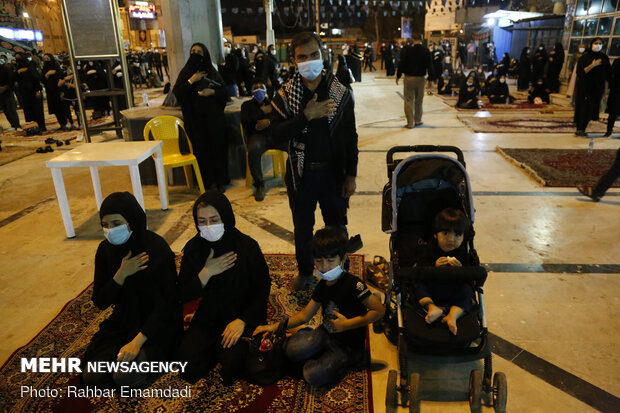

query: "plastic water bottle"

left=141, top=91, right=149, bottom=107
left=588, top=137, right=594, bottom=154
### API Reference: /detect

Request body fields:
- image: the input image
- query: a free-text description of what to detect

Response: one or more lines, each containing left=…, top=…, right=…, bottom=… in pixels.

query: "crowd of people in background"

left=0, top=47, right=170, bottom=135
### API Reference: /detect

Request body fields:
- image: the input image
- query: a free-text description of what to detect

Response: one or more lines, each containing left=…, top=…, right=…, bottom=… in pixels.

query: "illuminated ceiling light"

left=23, top=12, right=29, bottom=18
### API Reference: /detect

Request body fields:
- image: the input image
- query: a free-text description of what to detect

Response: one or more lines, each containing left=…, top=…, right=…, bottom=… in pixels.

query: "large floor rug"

left=497, top=147, right=619, bottom=187
left=0, top=254, right=373, bottom=413
left=458, top=114, right=616, bottom=133
left=436, top=94, right=570, bottom=112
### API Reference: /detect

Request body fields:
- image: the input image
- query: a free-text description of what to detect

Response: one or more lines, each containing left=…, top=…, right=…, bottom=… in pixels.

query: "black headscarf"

left=99, top=192, right=147, bottom=251
left=176, top=42, right=219, bottom=85
left=189, top=190, right=239, bottom=256
left=192, top=190, right=235, bottom=230
left=42, top=53, right=62, bottom=75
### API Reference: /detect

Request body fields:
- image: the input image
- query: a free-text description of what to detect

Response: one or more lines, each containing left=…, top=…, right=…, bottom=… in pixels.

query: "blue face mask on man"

left=252, top=88, right=266, bottom=103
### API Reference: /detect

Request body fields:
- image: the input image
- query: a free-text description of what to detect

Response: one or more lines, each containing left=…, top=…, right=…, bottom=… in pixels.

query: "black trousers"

left=285, top=167, right=348, bottom=275
left=176, top=325, right=249, bottom=385
left=594, top=147, right=620, bottom=198
left=22, top=94, right=46, bottom=130
left=0, top=91, right=21, bottom=128
left=154, top=65, right=163, bottom=80
left=247, top=133, right=286, bottom=187
left=574, top=93, right=602, bottom=131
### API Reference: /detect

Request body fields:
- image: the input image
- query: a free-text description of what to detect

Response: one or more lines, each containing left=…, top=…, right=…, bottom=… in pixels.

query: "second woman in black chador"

left=176, top=191, right=270, bottom=385
left=173, top=43, right=230, bottom=192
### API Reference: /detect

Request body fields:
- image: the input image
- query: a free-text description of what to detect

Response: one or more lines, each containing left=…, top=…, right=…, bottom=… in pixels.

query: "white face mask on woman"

left=579, top=47, right=586, bottom=53
left=103, top=224, right=132, bottom=245
left=199, top=223, right=225, bottom=242
left=592, top=44, right=603, bottom=53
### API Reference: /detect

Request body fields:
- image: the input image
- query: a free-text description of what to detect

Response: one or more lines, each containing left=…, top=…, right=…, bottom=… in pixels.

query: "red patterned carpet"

left=458, top=114, right=617, bottom=133
left=0, top=254, right=373, bottom=413
left=497, top=147, right=619, bottom=187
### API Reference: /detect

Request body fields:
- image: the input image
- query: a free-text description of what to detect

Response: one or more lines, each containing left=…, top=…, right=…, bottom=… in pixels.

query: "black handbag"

left=245, top=316, right=289, bottom=385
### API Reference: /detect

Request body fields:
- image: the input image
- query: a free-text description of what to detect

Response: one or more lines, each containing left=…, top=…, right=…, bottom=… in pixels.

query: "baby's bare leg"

left=419, top=298, right=444, bottom=324
left=442, top=306, right=465, bottom=335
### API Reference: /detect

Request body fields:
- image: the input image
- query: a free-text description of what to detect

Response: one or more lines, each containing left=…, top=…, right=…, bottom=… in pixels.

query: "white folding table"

left=45, top=141, right=168, bottom=238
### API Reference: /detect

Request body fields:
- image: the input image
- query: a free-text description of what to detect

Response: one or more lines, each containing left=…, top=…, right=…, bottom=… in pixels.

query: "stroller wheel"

left=386, top=369, right=398, bottom=408
left=469, top=369, right=482, bottom=409
left=492, top=372, right=508, bottom=411
left=408, top=373, right=420, bottom=413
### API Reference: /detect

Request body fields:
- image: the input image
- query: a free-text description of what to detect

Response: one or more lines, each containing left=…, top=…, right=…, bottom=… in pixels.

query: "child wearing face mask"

left=437, top=69, right=452, bottom=95
left=253, top=226, right=384, bottom=387
left=414, top=208, right=474, bottom=336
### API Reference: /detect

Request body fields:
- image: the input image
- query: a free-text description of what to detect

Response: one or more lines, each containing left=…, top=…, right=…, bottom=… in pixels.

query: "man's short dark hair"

left=312, top=226, right=348, bottom=259
left=250, top=77, right=265, bottom=90
left=290, top=32, right=323, bottom=57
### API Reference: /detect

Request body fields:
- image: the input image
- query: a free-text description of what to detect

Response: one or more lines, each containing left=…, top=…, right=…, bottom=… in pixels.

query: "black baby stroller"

left=375, top=145, right=507, bottom=412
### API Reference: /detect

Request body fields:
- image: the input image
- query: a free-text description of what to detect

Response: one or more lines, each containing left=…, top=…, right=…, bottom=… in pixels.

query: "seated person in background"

left=254, top=226, right=384, bottom=387
left=240, top=77, right=284, bottom=202
left=437, top=69, right=452, bottom=95
left=476, top=67, right=486, bottom=94
left=488, top=74, right=514, bottom=104
left=456, top=74, right=479, bottom=109
left=82, top=192, right=182, bottom=388
left=176, top=191, right=271, bottom=385
left=486, top=66, right=499, bottom=85
left=451, top=68, right=465, bottom=92
left=528, top=77, right=550, bottom=104
left=414, top=208, right=474, bottom=336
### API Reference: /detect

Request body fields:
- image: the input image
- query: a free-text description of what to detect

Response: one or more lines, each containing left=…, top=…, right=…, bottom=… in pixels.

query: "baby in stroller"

left=414, top=207, right=473, bottom=335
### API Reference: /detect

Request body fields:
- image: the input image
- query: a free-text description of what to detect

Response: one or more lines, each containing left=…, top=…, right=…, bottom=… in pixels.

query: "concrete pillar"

left=553, top=0, right=566, bottom=15
left=160, top=0, right=224, bottom=85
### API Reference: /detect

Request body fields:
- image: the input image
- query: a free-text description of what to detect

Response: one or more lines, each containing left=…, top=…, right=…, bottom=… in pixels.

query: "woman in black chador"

left=532, top=44, right=547, bottom=81
left=14, top=52, right=46, bottom=131
left=547, top=42, right=565, bottom=93
left=456, top=74, right=479, bottom=109
left=517, top=47, right=532, bottom=91
left=176, top=191, right=270, bottom=385
left=42, top=54, right=68, bottom=129
left=82, top=60, right=110, bottom=119
left=173, top=43, right=230, bottom=192
left=604, top=57, right=620, bottom=137
left=574, top=37, right=611, bottom=136
left=82, top=192, right=182, bottom=388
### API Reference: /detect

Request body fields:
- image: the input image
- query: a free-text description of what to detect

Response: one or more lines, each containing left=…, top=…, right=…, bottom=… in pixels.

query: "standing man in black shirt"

left=271, top=32, right=358, bottom=290
left=240, top=78, right=284, bottom=201
left=396, top=33, right=433, bottom=128
left=0, top=54, right=22, bottom=131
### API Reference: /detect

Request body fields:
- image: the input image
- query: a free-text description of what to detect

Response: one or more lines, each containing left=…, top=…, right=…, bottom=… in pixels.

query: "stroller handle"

left=386, top=145, right=466, bottom=173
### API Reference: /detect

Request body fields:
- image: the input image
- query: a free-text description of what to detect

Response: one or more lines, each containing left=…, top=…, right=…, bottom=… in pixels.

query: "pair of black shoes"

left=36, top=145, right=54, bottom=153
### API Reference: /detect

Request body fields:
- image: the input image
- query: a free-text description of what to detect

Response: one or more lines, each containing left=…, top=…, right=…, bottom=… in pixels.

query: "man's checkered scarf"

left=276, top=71, right=347, bottom=130
left=273, top=70, right=347, bottom=181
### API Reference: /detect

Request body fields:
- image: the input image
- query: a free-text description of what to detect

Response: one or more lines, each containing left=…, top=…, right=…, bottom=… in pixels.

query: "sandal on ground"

left=577, top=185, right=600, bottom=202
left=55, top=140, right=63, bottom=147
left=44, top=137, right=56, bottom=144
left=44, top=145, right=54, bottom=152
left=366, top=255, right=389, bottom=292
left=36, top=147, right=46, bottom=153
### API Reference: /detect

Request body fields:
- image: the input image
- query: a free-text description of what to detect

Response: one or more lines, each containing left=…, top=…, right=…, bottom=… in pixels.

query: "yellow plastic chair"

left=143, top=115, right=205, bottom=201
left=240, top=123, right=286, bottom=189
